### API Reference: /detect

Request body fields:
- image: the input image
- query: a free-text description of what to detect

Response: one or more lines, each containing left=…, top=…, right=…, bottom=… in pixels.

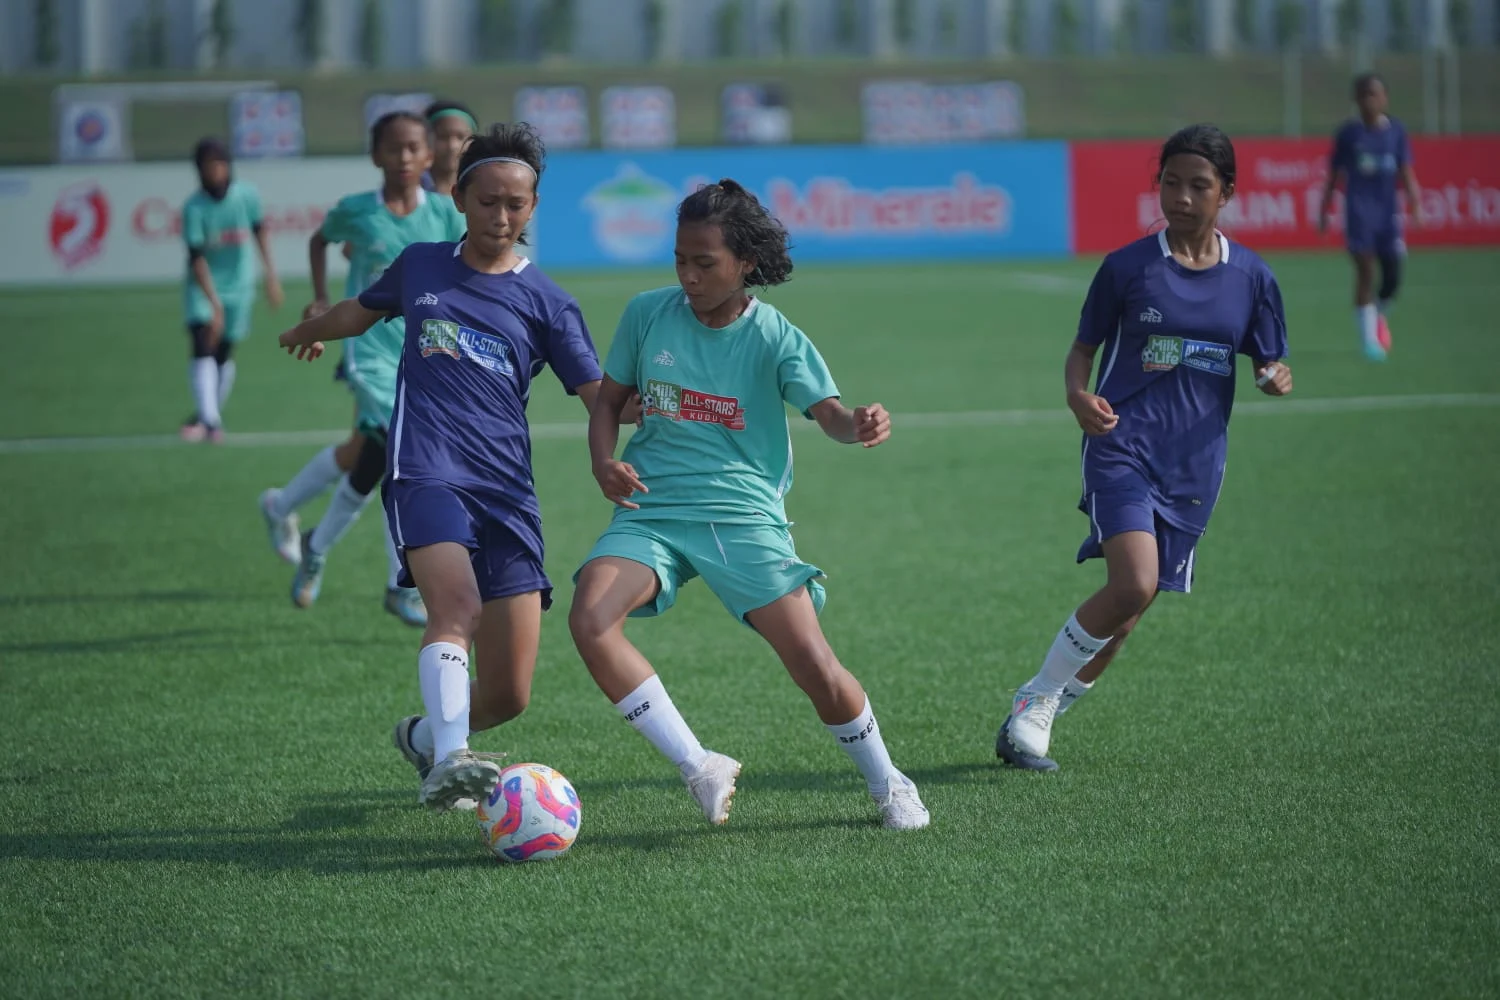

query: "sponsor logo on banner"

left=721, top=83, right=792, bottom=145
left=768, top=172, right=1009, bottom=235
left=601, top=86, right=676, bottom=150
left=49, top=182, right=110, bottom=269
left=57, top=99, right=130, bottom=163
left=862, top=81, right=1025, bottom=145
left=582, top=164, right=680, bottom=262
left=516, top=86, right=589, bottom=150
left=1072, top=136, right=1500, bottom=252
left=232, top=90, right=305, bottom=159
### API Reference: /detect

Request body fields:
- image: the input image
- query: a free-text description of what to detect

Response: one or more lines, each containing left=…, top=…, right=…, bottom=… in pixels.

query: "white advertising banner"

left=0, top=158, right=528, bottom=288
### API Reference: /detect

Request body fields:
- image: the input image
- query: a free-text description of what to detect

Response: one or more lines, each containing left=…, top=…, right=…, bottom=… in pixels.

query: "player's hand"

left=278, top=329, right=324, bottom=362
left=619, top=392, right=644, bottom=427
left=1068, top=390, right=1118, bottom=436
left=265, top=275, right=285, bottom=310
left=302, top=299, right=330, bottom=321
left=1408, top=204, right=1426, bottom=229
left=852, top=403, right=891, bottom=448
left=1255, top=361, right=1293, bottom=396
left=594, top=458, right=648, bottom=509
left=206, top=304, right=225, bottom=346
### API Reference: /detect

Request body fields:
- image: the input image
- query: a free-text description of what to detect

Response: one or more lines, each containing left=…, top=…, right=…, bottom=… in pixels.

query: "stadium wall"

left=2, top=137, right=1497, bottom=287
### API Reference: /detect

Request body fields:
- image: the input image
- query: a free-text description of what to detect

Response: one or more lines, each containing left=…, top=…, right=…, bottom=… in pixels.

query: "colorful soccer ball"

left=476, top=763, right=582, bottom=863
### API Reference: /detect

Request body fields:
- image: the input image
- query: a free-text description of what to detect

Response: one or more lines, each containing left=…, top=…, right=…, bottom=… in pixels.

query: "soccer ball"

left=477, top=762, right=582, bottom=863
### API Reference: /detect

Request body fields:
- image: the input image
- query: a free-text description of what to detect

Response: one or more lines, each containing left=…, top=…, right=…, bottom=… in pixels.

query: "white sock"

left=308, top=477, right=373, bottom=556
left=190, top=358, right=220, bottom=427
left=383, top=520, right=404, bottom=590
left=216, top=359, right=237, bottom=410
left=827, top=697, right=898, bottom=794
left=411, top=713, right=475, bottom=759
left=1030, top=614, right=1111, bottom=698
left=1356, top=303, right=1379, bottom=346
left=418, top=642, right=471, bottom=761
left=1058, top=676, right=1095, bottom=715
left=271, top=446, right=342, bottom=519
left=614, top=674, right=707, bottom=771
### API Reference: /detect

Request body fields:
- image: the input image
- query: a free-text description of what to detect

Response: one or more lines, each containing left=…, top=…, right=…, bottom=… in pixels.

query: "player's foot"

left=383, top=587, right=428, bottom=627
left=995, top=716, right=1060, bottom=771
left=870, top=771, right=930, bottom=830
left=420, top=748, right=504, bottom=813
left=1006, top=685, right=1061, bottom=759
left=207, top=425, right=225, bottom=445
left=258, top=488, right=302, bottom=564
left=393, top=715, right=477, bottom=811
left=1376, top=313, right=1393, bottom=353
left=180, top=420, right=208, bottom=443
left=682, top=752, right=740, bottom=826
left=290, top=531, right=325, bottom=609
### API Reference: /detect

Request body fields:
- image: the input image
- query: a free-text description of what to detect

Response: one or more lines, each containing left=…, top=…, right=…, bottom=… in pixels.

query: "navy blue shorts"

left=383, top=479, right=552, bottom=608
left=1076, top=485, right=1202, bottom=594
left=1345, top=219, right=1404, bottom=258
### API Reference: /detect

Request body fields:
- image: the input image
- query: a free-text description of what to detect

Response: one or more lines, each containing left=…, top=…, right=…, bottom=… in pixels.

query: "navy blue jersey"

left=358, top=242, right=602, bottom=509
left=1076, top=231, right=1288, bottom=532
left=1331, top=116, right=1410, bottom=234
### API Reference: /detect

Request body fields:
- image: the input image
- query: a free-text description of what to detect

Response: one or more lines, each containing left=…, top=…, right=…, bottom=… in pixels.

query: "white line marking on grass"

left=1, top=393, right=1495, bottom=456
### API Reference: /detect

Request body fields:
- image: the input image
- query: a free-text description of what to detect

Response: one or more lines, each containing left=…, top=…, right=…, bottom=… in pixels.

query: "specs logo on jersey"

left=1142, top=335, right=1232, bottom=377
left=643, top=378, right=746, bottom=430
left=652, top=349, right=675, bottom=367
left=415, top=292, right=440, bottom=306
left=419, top=319, right=515, bottom=376
left=1139, top=307, right=1163, bottom=324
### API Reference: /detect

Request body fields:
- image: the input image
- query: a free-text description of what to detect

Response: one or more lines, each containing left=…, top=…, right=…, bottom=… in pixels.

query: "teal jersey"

left=605, top=287, right=840, bottom=525
left=320, top=188, right=466, bottom=374
left=182, top=180, right=262, bottom=322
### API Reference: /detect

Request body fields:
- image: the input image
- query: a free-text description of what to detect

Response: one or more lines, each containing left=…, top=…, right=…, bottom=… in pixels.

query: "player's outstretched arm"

left=306, top=231, right=333, bottom=317
left=809, top=398, right=891, bottom=448
left=589, top=376, right=648, bottom=508
left=276, top=299, right=383, bottom=361
left=253, top=223, right=283, bottom=309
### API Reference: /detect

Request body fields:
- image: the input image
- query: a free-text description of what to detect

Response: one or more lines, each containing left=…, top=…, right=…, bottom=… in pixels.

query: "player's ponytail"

left=677, top=178, right=794, bottom=288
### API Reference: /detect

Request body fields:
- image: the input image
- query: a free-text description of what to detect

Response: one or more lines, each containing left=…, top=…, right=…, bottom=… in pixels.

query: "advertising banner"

left=515, top=86, right=590, bottom=150
left=539, top=141, right=1070, bottom=269
left=231, top=90, right=305, bottom=159
left=0, top=158, right=379, bottom=286
left=600, top=85, right=676, bottom=150
left=862, top=81, right=1025, bottom=145
left=56, top=98, right=131, bottom=163
left=1071, top=135, right=1500, bottom=253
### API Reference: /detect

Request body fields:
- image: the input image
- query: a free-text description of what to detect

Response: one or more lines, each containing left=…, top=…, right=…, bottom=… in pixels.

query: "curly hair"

left=677, top=179, right=794, bottom=288
left=455, top=122, right=545, bottom=193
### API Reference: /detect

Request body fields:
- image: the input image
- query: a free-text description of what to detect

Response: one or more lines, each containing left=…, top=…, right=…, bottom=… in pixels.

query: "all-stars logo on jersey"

left=419, top=319, right=515, bottom=375
left=643, top=378, right=745, bottom=430
left=1142, top=334, right=1232, bottom=377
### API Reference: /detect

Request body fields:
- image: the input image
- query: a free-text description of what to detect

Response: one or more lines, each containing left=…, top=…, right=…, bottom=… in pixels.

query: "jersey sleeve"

left=545, top=299, right=603, bottom=394
left=356, top=246, right=406, bottom=317
left=1243, top=269, right=1289, bottom=363
left=1395, top=124, right=1412, bottom=169
left=778, top=325, right=840, bottom=418
left=1076, top=254, right=1122, bottom=346
left=602, top=294, right=646, bottom=387
left=182, top=198, right=206, bottom=251
left=319, top=195, right=357, bottom=244
left=1329, top=126, right=1353, bottom=175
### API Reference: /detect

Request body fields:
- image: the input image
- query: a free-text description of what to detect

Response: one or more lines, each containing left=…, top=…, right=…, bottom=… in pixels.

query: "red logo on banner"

left=49, top=182, right=111, bottom=269
left=1071, top=135, right=1500, bottom=253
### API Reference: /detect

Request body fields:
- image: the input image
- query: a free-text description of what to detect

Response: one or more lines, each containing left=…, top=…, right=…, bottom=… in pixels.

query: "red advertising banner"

left=1071, top=135, right=1500, bottom=253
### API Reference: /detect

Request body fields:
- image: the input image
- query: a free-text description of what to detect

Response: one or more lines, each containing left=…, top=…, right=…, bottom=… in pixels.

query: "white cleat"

left=682, top=751, right=741, bottom=826
left=419, top=748, right=503, bottom=814
left=1007, top=685, right=1061, bottom=759
left=259, top=488, right=302, bottom=564
left=393, top=716, right=477, bottom=811
left=872, top=771, right=930, bottom=830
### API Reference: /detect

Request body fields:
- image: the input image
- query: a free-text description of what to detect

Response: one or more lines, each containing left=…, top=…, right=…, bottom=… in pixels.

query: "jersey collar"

left=1157, top=228, right=1229, bottom=265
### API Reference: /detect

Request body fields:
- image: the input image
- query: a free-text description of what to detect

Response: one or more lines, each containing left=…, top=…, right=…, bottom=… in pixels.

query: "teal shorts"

left=343, top=356, right=397, bottom=436
left=576, top=519, right=826, bottom=625
left=186, top=296, right=253, bottom=343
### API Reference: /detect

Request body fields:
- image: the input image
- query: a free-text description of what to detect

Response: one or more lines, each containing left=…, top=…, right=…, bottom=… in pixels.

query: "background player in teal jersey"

left=570, top=180, right=930, bottom=832
left=423, top=99, right=477, bottom=195
left=259, top=111, right=465, bottom=626
left=180, top=137, right=282, bottom=443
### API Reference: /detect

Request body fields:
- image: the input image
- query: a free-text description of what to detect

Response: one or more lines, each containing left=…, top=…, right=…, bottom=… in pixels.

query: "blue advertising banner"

left=537, top=142, right=1071, bottom=269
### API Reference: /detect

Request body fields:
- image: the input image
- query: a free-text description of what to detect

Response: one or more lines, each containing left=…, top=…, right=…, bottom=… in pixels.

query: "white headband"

left=457, top=156, right=538, bottom=185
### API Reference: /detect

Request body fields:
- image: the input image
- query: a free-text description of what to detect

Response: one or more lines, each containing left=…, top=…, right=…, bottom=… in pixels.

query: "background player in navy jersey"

left=276, top=124, right=611, bottom=811
left=997, top=124, right=1294, bottom=770
left=1318, top=73, right=1424, bottom=362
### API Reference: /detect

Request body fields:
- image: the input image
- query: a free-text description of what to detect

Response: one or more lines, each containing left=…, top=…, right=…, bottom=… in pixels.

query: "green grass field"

left=2, top=251, right=1498, bottom=998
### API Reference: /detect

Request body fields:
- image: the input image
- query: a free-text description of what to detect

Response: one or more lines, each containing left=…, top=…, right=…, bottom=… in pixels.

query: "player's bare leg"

left=748, top=588, right=928, bottom=830
left=570, top=558, right=738, bottom=826
left=1352, top=252, right=1386, bottom=361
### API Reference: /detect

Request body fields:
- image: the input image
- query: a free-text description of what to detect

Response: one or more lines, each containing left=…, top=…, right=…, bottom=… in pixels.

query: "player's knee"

left=475, top=683, right=529, bottom=726
left=781, top=637, right=843, bottom=702
left=427, top=591, right=482, bottom=640
left=1107, top=576, right=1155, bottom=621
left=567, top=597, right=620, bottom=651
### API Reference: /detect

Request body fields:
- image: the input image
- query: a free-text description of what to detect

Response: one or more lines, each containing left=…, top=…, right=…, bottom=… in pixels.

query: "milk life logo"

left=1142, top=335, right=1232, bottom=377
left=643, top=378, right=745, bottom=430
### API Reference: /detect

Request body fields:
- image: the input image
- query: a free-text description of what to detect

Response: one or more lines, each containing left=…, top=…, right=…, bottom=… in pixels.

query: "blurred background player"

left=259, top=111, right=464, bottom=626
left=423, top=99, right=478, bottom=195
left=279, top=124, right=613, bottom=812
left=570, top=180, right=929, bottom=832
left=997, top=124, right=1294, bottom=770
left=180, top=136, right=282, bottom=442
left=1318, top=73, right=1423, bottom=362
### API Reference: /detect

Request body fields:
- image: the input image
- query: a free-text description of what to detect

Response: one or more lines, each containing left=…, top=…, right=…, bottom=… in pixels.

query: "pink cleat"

left=1376, top=314, right=1393, bottom=353
left=180, top=421, right=208, bottom=443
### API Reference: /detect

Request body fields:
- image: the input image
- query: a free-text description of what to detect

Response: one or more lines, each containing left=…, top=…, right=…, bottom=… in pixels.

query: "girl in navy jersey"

left=1317, top=73, right=1424, bottom=362
left=997, top=124, right=1294, bottom=771
left=278, top=124, right=609, bottom=811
